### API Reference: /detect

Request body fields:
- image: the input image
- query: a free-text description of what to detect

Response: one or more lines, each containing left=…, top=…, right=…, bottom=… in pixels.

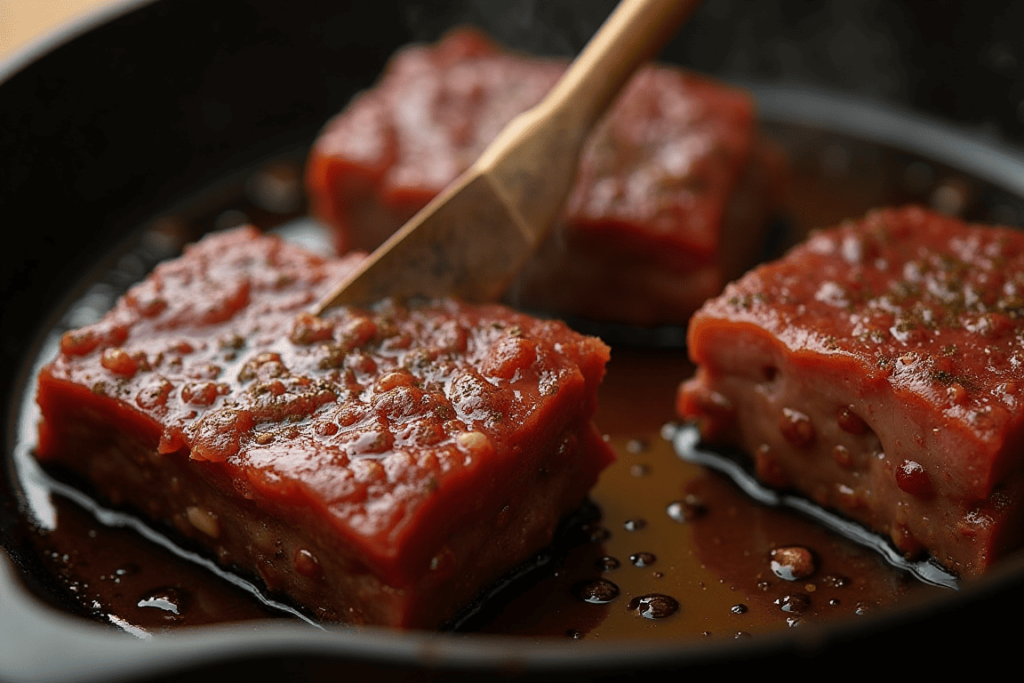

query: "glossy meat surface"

left=678, top=206, right=1024, bottom=577
left=35, top=227, right=614, bottom=626
left=307, top=28, right=784, bottom=325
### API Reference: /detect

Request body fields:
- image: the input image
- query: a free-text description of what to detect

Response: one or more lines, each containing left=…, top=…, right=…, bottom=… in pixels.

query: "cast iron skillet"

left=3, top=1, right=1024, bottom=680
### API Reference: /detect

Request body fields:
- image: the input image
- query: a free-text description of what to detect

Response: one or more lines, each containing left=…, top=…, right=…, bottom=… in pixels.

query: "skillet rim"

left=3, top=1, right=1024, bottom=679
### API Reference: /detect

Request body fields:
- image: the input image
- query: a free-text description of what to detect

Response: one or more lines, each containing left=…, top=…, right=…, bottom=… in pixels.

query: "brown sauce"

left=13, top=347, right=938, bottom=640
left=10, top=114, right=1024, bottom=641
left=472, top=348, right=934, bottom=639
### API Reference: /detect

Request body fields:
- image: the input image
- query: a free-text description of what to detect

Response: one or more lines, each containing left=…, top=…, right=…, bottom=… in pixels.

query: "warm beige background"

left=0, top=0, right=131, bottom=60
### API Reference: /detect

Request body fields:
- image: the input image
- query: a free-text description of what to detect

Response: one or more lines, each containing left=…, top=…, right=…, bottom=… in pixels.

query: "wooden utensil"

left=314, top=0, right=700, bottom=312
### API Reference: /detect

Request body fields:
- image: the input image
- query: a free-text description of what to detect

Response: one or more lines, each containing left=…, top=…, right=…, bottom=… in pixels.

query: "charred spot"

left=182, top=382, right=220, bottom=406
left=317, top=342, right=349, bottom=370
left=887, top=279, right=921, bottom=302
left=403, top=346, right=438, bottom=370
left=238, top=352, right=288, bottom=382
left=135, top=377, right=174, bottom=410
left=218, top=334, right=245, bottom=350
left=252, top=379, right=287, bottom=397
left=372, top=385, right=428, bottom=421
left=997, top=294, right=1024, bottom=317
left=726, top=293, right=760, bottom=310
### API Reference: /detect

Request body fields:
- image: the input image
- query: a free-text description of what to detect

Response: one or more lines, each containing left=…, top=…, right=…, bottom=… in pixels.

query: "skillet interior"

left=3, top=0, right=1024, bottom=680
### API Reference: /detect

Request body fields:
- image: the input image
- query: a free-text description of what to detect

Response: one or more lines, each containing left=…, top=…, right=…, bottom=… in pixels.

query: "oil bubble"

left=627, top=594, right=679, bottom=619
left=573, top=579, right=620, bottom=604
left=629, top=552, right=656, bottom=567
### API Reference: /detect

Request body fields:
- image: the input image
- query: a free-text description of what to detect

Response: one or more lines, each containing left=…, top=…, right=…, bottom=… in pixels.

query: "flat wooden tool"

left=314, top=0, right=700, bottom=312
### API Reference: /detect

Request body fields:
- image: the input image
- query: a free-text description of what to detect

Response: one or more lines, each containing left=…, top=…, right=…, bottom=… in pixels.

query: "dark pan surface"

left=4, top=1, right=1024, bottom=680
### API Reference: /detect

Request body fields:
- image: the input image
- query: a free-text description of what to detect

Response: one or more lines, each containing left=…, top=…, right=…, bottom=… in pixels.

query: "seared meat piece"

left=678, top=206, right=1024, bottom=578
left=306, top=28, right=786, bottom=326
left=36, top=227, right=614, bottom=627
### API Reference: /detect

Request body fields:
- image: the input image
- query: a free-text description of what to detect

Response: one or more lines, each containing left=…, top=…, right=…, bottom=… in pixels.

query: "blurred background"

left=3, top=0, right=1022, bottom=147
left=402, top=0, right=1024, bottom=148
left=1, top=0, right=124, bottom=57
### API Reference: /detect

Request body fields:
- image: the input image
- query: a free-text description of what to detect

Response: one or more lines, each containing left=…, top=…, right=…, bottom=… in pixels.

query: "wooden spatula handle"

left=314, top=0, right=699, bottom=311
left=477, top=0, right=699, bottom=241
left=546, top=0, right=701, bottom=133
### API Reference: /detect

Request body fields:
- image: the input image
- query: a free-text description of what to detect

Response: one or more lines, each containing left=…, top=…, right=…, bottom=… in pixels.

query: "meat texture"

left=306, top=28, right=786, bottom=326
left=678, top=206, right=1024, bottom=578
left=35, top=227, right=614, bottom=627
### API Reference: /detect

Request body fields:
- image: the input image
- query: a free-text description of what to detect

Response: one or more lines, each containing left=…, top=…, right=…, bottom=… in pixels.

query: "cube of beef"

left=306, top=28, right=786, bottom=326
left=678, top=206, right=1024, bottom=578
left=35, top=227, right=614, bottom=627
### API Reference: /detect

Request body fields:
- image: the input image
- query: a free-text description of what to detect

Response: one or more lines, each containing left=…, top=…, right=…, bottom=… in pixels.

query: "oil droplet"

left=770, top=546, right=816, bottom=580
left=660, top=422, right=678, bottom=441
left=775, top=593, right=811, bottom=614
left=573, top=579, right=620, bottom=604
left=627, top=594, right=679, bottom=620
left=821, top=574, right=849, bottom=588
left=629, top=552, right=656, bottom=567
left=731, top=603, right=748, bottom=614
left=623, top=518, right=647, bottom=532
left=294, top=548, right=323, bottom=579
left=895, top=459, right=932, bottom=496
left=625, top=439, right=648, bottom=454
left=666, top=495, right=705, bottom=522
left=630, top=463, right=650, bottom=477
left=779, top=408, right=816, bottom=447
left=595, top=555, right=621, bottom=571
left=137, top=586, right=189, bottom=618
